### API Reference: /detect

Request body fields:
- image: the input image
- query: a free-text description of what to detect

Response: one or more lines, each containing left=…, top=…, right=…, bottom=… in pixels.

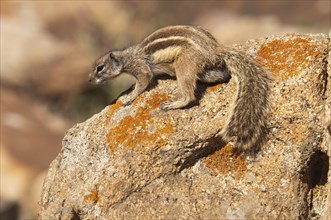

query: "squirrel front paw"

left=122, top=99, right=133, bottom=106
left=121, top=95, right=136, bottom=106
left=160, top=101, right=173, bottom=111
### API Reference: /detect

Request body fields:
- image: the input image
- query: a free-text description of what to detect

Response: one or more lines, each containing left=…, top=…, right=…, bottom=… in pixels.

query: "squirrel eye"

left=96, top=64, right=104, bottom=73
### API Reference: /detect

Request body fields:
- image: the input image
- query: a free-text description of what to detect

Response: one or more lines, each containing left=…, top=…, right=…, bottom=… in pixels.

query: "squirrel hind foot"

left=160, top=95, right=196, bottom=110
left=160, top=100, right=191, bottom=111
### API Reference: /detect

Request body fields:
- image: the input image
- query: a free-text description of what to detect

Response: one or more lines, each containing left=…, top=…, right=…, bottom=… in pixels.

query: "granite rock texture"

left=39, top=33, right=330, bottom=220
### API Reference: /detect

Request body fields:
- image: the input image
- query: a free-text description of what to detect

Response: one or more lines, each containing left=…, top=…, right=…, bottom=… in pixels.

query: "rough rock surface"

left=39, top=33, right=330, bottom=219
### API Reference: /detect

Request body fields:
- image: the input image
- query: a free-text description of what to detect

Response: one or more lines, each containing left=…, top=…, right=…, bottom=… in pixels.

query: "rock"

left=39, top=33, right=330, bottom=219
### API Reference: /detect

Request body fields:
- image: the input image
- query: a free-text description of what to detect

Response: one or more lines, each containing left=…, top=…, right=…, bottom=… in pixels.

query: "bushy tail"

left=219, top=47, right=272, bottom=152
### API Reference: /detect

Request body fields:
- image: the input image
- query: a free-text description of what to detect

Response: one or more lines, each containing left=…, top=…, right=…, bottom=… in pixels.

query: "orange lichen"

left=131, top=92, right=148, bottom=106
left=257, top=38, right=322, bottom=80
left=107, top=92, right=174, bottom=153
left=107, top=99, right=123, bottom=118
left=84, top=190, right=99, bottom=203
left=87, top=100, right=123, bottom=136
left=205, top=144, right=247, bottom=179
left=209, top=84, right=224, bottom=92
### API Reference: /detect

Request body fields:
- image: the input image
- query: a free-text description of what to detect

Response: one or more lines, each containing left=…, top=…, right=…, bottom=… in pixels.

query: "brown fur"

left=89, top=25, right=272, bottom=152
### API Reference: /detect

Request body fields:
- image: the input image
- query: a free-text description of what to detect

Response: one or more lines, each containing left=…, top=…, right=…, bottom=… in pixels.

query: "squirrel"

left=89, top=25, right=272, bottom=152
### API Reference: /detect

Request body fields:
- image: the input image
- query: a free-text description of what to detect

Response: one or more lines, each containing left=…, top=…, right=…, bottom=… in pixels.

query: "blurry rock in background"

left=1, top=2, right=106, bottom=97
left=196, top=12, right=300, bottom=44
left=0, top=0, right=329, bottom=219
left=0, top=88, right=69, bottom=219
left=0, top=201, right=19, bottom=220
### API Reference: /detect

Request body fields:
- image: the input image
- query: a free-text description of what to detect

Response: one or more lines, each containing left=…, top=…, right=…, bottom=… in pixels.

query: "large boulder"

left=39, top=33, right=330, bottom=219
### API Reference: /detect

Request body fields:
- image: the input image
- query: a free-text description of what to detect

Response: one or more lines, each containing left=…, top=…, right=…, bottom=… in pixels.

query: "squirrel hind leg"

left=160, top=76, right=196, bottom=110
left=161, top=60, right=198, bottom=110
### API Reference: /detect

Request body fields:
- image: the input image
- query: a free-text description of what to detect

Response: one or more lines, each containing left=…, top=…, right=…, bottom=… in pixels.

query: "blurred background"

left=0, top=1, right=330, bottom=219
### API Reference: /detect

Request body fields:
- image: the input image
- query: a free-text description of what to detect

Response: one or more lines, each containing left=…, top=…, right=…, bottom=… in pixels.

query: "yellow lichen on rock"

left=84, top=190, right=99, bottom=204
left=107, top=92, right=174, bottom=153
left=107, top=99, right=123, bottom=117
left=208, top=83, right=224, bottom=92
left=258, top=38, right=322, bottom=80
left=205, top=144, right=247, bottom=179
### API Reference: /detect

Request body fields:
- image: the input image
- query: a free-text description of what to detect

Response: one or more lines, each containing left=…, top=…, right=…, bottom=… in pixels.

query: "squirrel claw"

left=160, top=101, right=173, bottom=111
left=123, top=100, right=133, bottom=106
left=122, top=97, right=135, bottom=106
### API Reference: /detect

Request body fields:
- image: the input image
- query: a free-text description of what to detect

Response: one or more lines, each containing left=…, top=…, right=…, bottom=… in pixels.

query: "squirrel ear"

left=109, top=52, right=115, bottom=59
left=109, top=52, right=122, bottom=64
left=109, top=52, right=117, bottom=62
left=109, top=52, right=119, bottom=60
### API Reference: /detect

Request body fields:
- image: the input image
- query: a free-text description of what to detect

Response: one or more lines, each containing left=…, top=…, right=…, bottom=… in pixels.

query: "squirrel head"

left=89, top=51, right=123, bottom=84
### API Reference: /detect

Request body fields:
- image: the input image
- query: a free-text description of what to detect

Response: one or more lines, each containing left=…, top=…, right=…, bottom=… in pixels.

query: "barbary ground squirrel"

left=89, top=25, right=272, bottom=152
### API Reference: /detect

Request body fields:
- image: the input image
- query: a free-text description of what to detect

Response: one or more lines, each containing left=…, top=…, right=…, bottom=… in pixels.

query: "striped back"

left=140, top=26, right=218, bottom=63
